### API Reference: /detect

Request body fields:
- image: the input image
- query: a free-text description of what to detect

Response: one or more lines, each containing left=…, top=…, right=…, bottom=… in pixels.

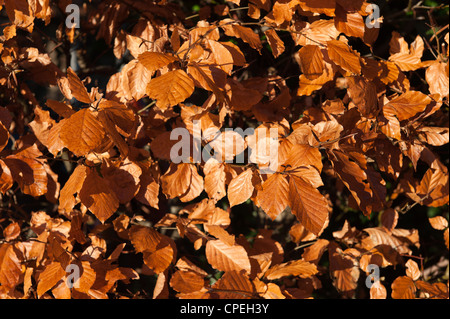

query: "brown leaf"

left=328, top=149, right=375, bottom=215
left=405, top=259, right=421, bottom=281
left=391, top=276, right=416, bottom=299
left=129, top=226, right=176, bottom=274
left=59, top=108, right=106, bottom=157
left=178, top=164, right=204, bottom=203
left=0, top=160, right=14, bottom=194
left=302, top=239, right=329, bottom=264
left=361, top=227, right=412, bottom=255
left=59, top=165, right=87, bottom=214
left=203, top=158, right=227, bottom=201
left=327, top=39, right=362, bottom=75
left=297, top=61, right=335, bottom=96
left=161, top=163, right=192, bottom=199
left=66, top=67, right=93, bottom=104
left=334, top=4, right=365, bottom=38
left=288, top=175, right=329, bottom=235
left=389, top=33, right=425, bottom=71
left=4, top=0, right=34, bottom=32
left=429, top=216, right=448, bottom=231
left=415, top=280, right=449, bottom=299
left=170, top=270, right=205, bottom=294
left=417, top=127, right=449, bottom=147
left=383, top=91, right=431, bottom=122
left=346, top=76, right=378, bottom=118
left=381, top=208, right=399, bottom=233
left=3, top=222, right=20, bottom=242
left=328, top=243, right=360, bottom=294
left=206, top=225, right=235, bottom=246
left=370, top=281, right=387, bottom=299
left=284, top=144, right=323, bottom=172
left=75, top=261, right=97, bottom=294
left=426, top=61, right=449, bottom=101
left=0, top=244, right=22, bottom=289
left=256, top=173, right=289, bottom=220
left=205, top=240, right=251, bottom=273
left=79, top=168, right=119, bottom=223
left=37, top=261, right=66, bottom=298
left=264, top=259, right=318, bottom=280
left=3, top=154, right=48, bottom=197
left=138, top=52, right=177, bottom=74
left=211, top=270, right=255, bottom=299
left=292, top=20, right=340, bottom=47
left=3, top=24, right=16, bottom=41
left=299, top=0, right=336, bottom=16
left=298, top=45, right=324, bottom=80
left=227, top=168, right=255, bottom=207
left=222, top=23, right=263, bottom=52
left=265, top=29, right=285, bottom=58
left=147, top=70, right=195, bottom=110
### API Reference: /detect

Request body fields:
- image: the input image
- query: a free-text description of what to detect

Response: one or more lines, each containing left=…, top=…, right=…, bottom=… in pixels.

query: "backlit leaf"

left=147, top=70, right=195, bottom=110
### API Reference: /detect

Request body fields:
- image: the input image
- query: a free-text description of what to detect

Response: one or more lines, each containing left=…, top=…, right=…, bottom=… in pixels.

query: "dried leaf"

left=59, top=108, right=106, bottom=157
left=227, top=168, right=255, bottom=207
left=391, top=276, right=416, bottom=299
left=256, top=173, right=289, bottom=220
left=147, top=70, right=195, bottom=110
left=327, top=39, right=362, bottom=75
left=205, top=240, right=251, bottom=273
left=265, top=259, right=318, bottom=280
left=288, top=175, right=329, bottom=235
left=298, top=45, right=324, bottom=80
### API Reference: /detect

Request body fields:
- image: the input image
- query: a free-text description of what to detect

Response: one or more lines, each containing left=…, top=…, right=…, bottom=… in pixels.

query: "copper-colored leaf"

left=265, top=259, right=318, bottom=280
left=227, top=168, right=255, bottom=207
left=4, top=0, right=34, bottom=32
left=79, top=168, right=119, bottom=223
left=66, top=67, right=93, bottom=104
left=426, top=61, right=449, bottom=101
left=129, top=226, right=176, bottom=274
left=381, top=208, right=398, bottom=233
left=59, top=165, right=87, bottom=214
left=429, top=216, right=448, bottom=231
left=138, top=52, right=177, bottom=74
left=161, top=163, right=192, bottom=199
left=222, top=23, right=263, bottom=52
left=288, top=175, right=329, bottom=235
left=391, top=276, right=416, bottom=299
left=75, top=261, right=97, bottom=293
left=327, top=39, right=362, bottom=74
left=0, top=122, right=9, bottom=153
left=334, top=4, right=365, bottom=38
left=211, top=270, right=255, bottom=299
left=3, top=222, right=20, bottom=242
left=298, top=45, right=324, bottom=80
left=346, top=76, right=378, bottom=118
left=203, top=158, right=227, bottom=201
left=418, top=127, right=449, bottom=147
left=383, top=91, right=431, bottom=122
left=370, top=281, right=387, bottom=299
left=265, top=29, right=285, bottom=58
left=0, top=244, right=22, bottom=289
left=59, top=108, right=106, bottom=157
left=256, top=173, right=289, bottom=220
left=205, top=240, right=251, bottom=273
left=170, top=270, right=205, bottom=294
left=405, top=259, right=421, bottom=281
left=302, top=239, right=329, bottom=264
left=297, top=61, right=335, bottom=96
left=415, top=280, right=449, bottom=299
left=147, top=70, right=195, bottom=110
left=37, top=261, right=66, bottom=298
